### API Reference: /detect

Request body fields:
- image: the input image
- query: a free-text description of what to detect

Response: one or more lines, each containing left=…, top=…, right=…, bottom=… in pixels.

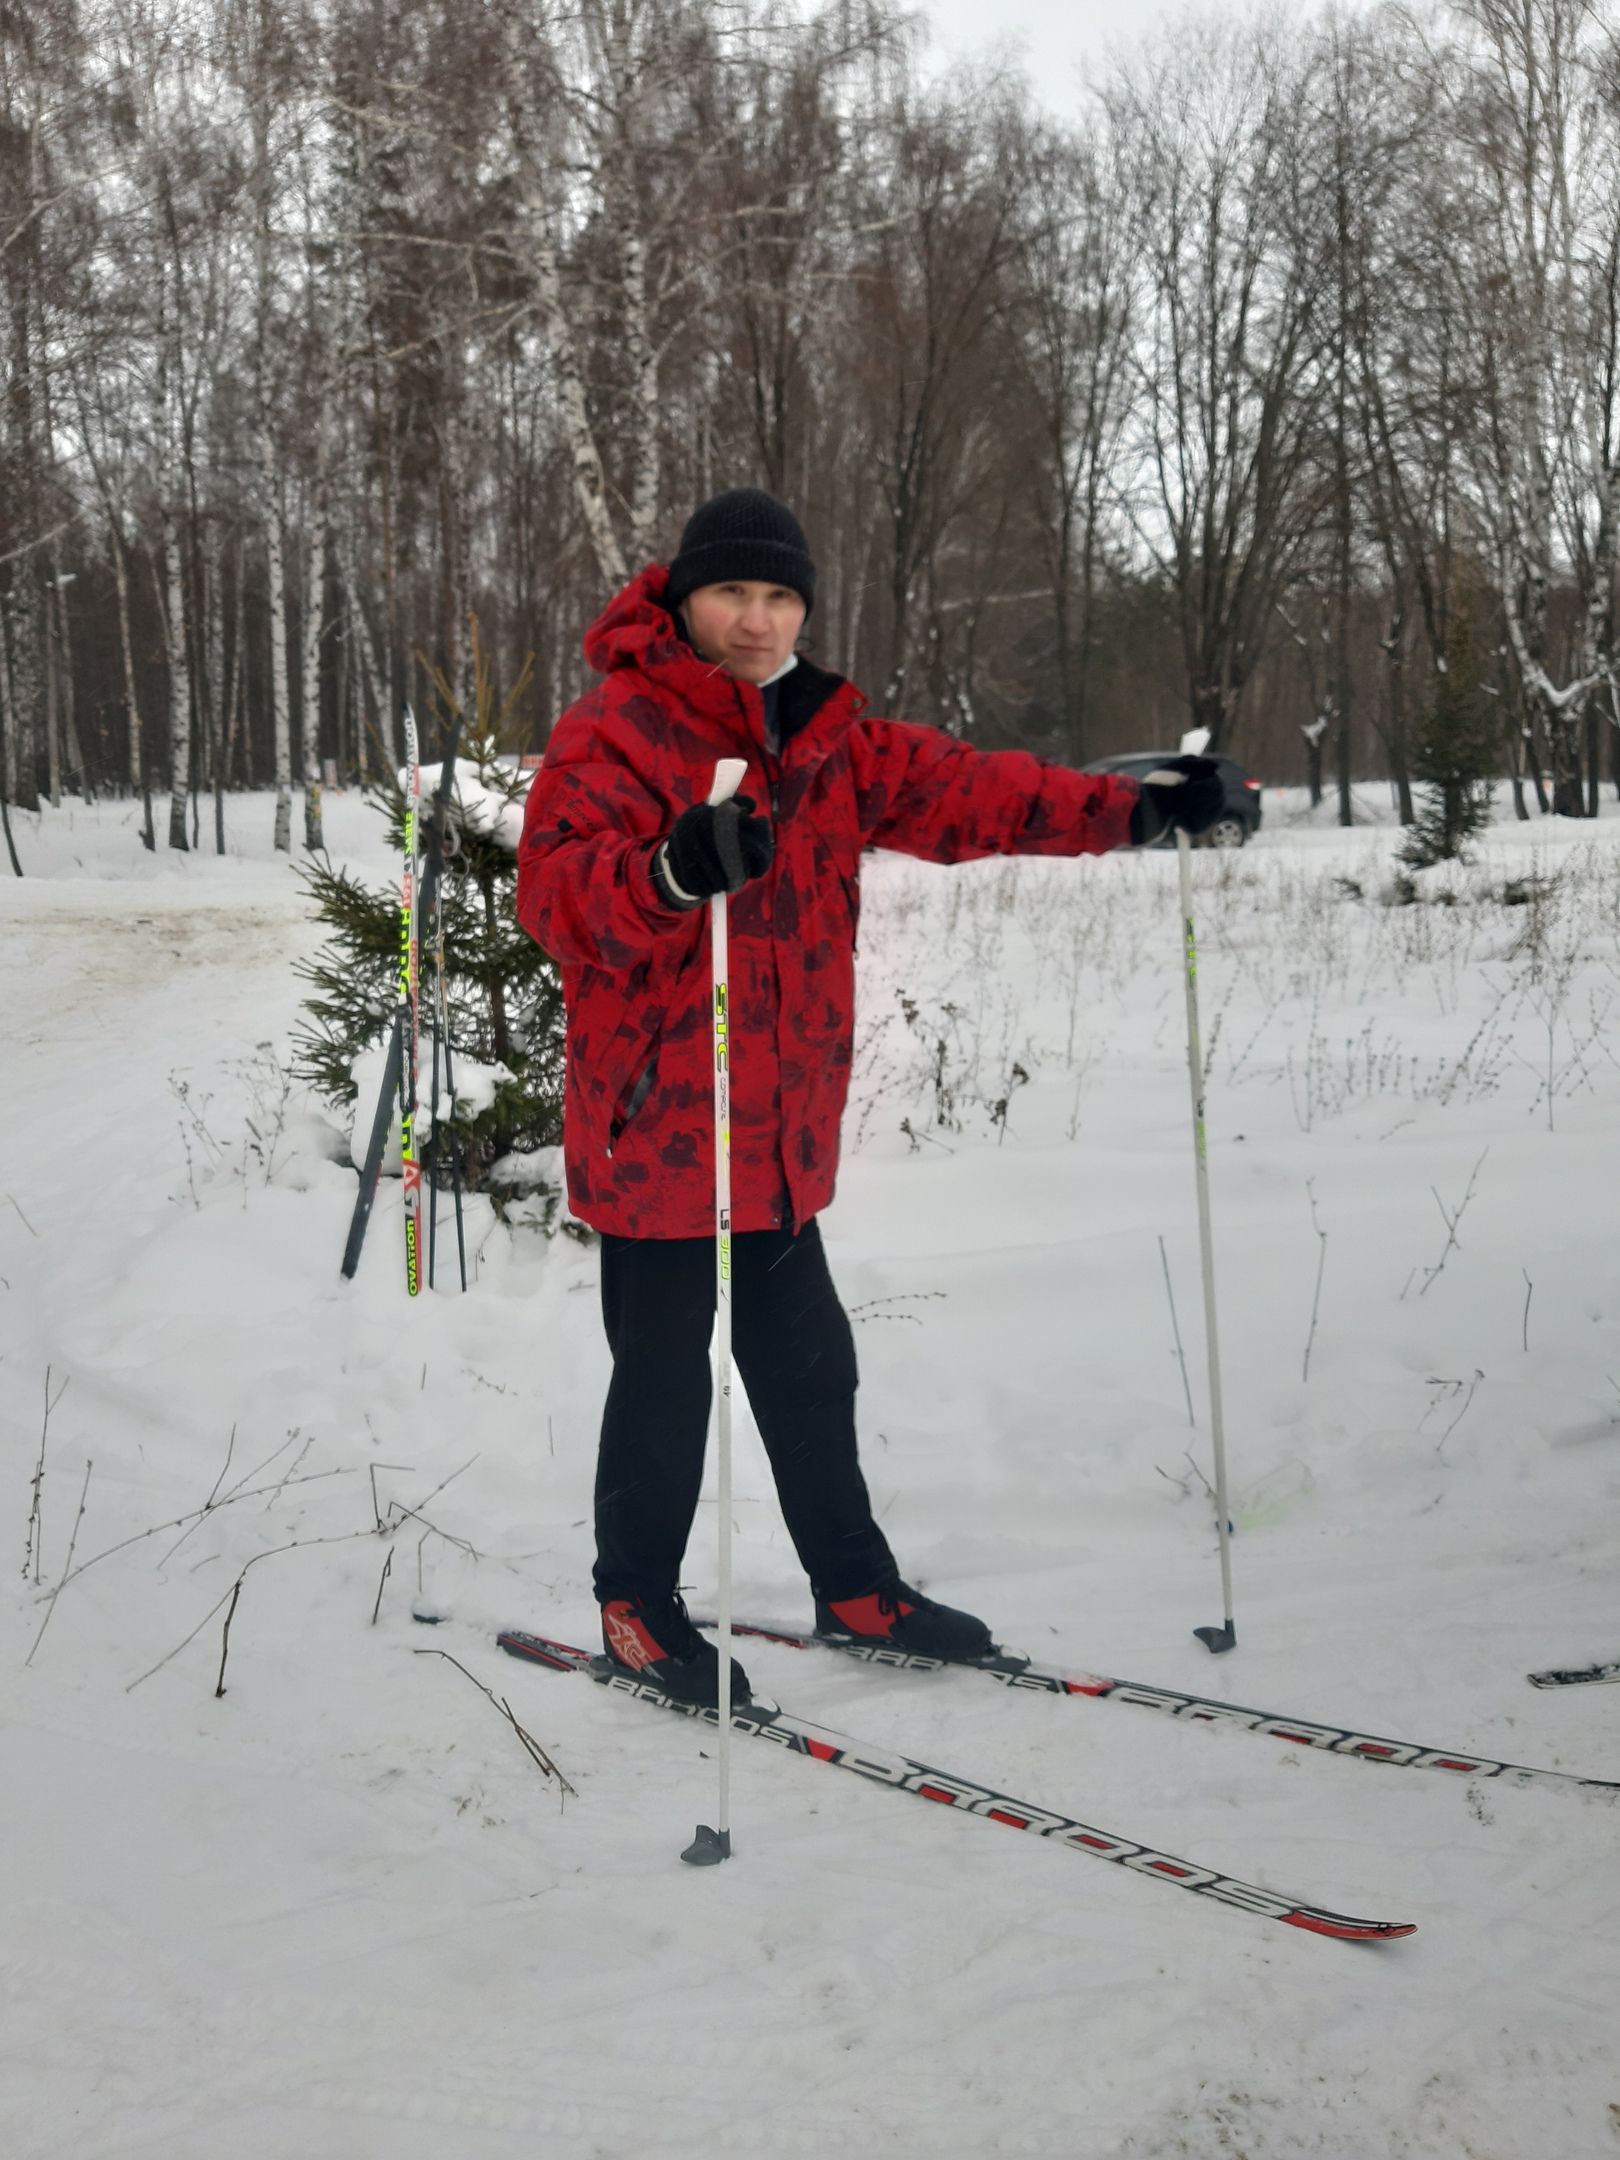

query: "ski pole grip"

left=707, top=758, right=748, bottom=809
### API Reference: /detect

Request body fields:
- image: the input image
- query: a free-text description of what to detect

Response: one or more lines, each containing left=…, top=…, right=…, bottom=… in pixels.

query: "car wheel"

left=1206, top=814, right=1248, bottom=849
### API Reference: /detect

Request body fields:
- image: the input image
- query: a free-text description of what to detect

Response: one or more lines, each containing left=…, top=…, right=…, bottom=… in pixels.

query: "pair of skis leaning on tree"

left=515, top=488, right=1223, bottom=1710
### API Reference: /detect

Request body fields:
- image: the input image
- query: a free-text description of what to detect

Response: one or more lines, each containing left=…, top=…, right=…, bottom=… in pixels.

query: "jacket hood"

left=581, top=561, right=854, bottom=748
left=583, top=563, right=693, bottom=679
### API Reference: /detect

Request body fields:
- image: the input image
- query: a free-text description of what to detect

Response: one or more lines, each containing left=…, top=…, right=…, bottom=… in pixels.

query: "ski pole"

left=439, top=979, right=468, bottom=1292
left=428, top=966, right=443, bottom=1288
left=1161, top=731, right=1235, bottom=1655
left=400, top=707, right=425, bottom=1296
left=684, top=754, right=749, bottom=1869
left=420, top=719, right=465, bottom=1291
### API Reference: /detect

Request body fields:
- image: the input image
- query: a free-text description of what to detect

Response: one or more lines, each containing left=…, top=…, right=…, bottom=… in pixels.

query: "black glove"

left=1129, top=756, right=1225, bottom=845
left=653, top=792, right=774, bottom=909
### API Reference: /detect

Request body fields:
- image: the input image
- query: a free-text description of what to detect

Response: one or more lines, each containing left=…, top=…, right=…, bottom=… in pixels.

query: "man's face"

left=681, top=580, right=806, bottom=685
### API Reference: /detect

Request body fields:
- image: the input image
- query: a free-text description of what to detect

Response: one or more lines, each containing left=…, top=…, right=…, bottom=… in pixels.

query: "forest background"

left=5, top=0, right=1620, bottom=853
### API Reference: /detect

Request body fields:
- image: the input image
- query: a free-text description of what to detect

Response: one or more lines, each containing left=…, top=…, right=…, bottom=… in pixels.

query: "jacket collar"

left=584, top=564, right=853, bottom=748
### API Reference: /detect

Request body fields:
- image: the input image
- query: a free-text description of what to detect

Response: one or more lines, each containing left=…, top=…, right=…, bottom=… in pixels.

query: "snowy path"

left=2, top=792, right=1618, bottom=2158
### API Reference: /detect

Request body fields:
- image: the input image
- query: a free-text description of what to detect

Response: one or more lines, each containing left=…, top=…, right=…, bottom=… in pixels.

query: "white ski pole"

left=684, top=755, right=749, bottom=1867
left=1157, top=729, right=1235, bottom=1654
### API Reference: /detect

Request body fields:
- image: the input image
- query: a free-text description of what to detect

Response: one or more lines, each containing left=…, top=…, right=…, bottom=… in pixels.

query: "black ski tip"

left=681, top=1824, right=733, bottom=1867
left=1194, top=1622, right=1237, bottom=1655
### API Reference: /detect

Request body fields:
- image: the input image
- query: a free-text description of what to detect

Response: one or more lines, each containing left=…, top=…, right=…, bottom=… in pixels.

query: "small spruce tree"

left=294, top=641, right=566, bottom=1211
left=1401, top=599, right=1501, bottom=870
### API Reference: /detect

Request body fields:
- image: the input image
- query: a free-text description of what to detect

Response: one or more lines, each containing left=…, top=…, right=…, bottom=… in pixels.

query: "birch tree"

left=1442, top=0, right=1615, bottom=810
left=1110, top=20, right=1333, bottom=751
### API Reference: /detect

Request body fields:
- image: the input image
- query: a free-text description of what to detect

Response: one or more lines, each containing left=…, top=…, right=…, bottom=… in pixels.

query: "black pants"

left=594, top=1220, right=896, bottom=1606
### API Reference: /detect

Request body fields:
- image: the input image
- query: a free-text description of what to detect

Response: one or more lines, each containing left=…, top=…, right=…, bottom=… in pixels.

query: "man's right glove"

left=1129, top=755, right=1225, bottom=845
left=653, top=793, right=774, bottom=910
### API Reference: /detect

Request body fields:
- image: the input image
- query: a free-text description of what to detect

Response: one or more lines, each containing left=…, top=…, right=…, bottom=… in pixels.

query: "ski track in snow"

left=2, top=789, right=1619, bottom=2159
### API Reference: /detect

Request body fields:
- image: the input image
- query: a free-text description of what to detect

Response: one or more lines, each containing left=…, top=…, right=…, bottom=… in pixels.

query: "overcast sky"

left=908, top=0, right=1184, bottom=109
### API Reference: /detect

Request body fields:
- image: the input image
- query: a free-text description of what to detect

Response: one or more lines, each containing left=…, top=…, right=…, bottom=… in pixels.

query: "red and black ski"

left=702, top=1619, right=1620, bottom=1802
left=497, top=1628, right=1416, bottom=1946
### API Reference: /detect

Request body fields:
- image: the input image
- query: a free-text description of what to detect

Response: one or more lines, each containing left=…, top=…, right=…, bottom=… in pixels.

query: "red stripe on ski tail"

left=805, top=1737, right=838, bottom=1761
left=917, top=1785, right=957, bottom=1805
left=1285, top=1910, right=1418, bottom=1942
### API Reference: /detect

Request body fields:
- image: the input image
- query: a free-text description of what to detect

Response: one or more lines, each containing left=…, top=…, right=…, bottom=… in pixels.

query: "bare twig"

left=261, top=1431, right=316, bottom=1510
left=1436, top=1370, right=1485, bottom=1456
left=215, top=1578, right=243, bottom=1697
left=371, top=1548, right=394, bottom=1625
left=25, top=1369, right=69, bottom=1585
left=1521, top=1269, right=1534, bottom=1354
left=216, top=1432, right=298, bottom=1506
left=48, top=1468, right=358, bottom=1600
left=847, top=1292, right=948, bottom=1327
left=1182, top=1449, right=1216, bottom=1502
left=405, top=1454, right=479, bottom=1520
left=1158, top=1235, right=1195, bottom=1426
left=1302, top=1183, right=1328, bottom=1384
left=369, top=1462, right=414, bottom=1532
left=204, top=1424, right=238, bottom=1511
left=384, top=1503, right=482, bottom=1561
left=26, top=1460, right=93, bottom=1668
left=158, top=1423, right=250, bottom=1568
left=127, top=1529, right=375, bottom=1694
left=7, top=1192, right=38, bottom=1236
left=416, top=1648, right=577, bottom=1798
left=1416, top=1147, right=1489, bottom=1298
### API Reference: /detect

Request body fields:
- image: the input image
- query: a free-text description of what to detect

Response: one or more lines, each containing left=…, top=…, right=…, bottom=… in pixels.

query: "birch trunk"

left=205, top=524, right=226, bottom=850
left=301, top=446, right=329, bottom=850
left=0, top=609, right=21, bottom=873
left=501, top=6, right=627, bottom=588
left=267, top=477, right=292, bottom=850
left=150, top=256, right=193, bottom=851
left=337, top=521, right=391, bottom=772
left=110, top=524, right=154, bottom=846
left=252, top=60, right=291, bottom=851
left=160, top=511, right=193, bottom=850
left=43, top=573, right=61, bottom=808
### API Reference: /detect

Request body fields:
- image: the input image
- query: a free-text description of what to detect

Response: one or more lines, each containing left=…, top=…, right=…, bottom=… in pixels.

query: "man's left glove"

left=1129, top=756, right=1225, bottom=845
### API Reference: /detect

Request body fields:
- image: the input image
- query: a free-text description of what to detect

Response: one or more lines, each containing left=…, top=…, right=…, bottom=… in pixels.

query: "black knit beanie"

left=664, top=487, right=816, bottom=617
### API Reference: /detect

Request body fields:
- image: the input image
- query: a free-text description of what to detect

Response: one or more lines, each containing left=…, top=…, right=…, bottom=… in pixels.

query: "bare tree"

left=1109, top=20, right=1334, bottom=752
left=1003, top=112, right=1137, bottom=764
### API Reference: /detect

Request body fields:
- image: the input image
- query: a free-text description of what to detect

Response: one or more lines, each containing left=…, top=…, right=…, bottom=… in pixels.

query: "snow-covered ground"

left=2, top=783, right=1618, bottom=2160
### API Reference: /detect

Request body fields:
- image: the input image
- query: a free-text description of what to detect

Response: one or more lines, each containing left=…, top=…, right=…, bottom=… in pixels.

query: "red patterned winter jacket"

left=516, top=565, right=1140, bottom=1238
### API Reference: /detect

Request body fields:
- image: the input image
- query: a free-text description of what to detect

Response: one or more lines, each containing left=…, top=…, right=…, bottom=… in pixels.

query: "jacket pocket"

left=838, top=866, right=861, bottom=952
left=607, top=1051, right=659, bottom=1155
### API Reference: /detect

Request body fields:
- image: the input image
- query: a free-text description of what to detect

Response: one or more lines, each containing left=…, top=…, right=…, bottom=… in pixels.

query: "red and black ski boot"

left=600, top=1593, right=752, bottom=1709
left=813, top=1578, right=993, bottom=1662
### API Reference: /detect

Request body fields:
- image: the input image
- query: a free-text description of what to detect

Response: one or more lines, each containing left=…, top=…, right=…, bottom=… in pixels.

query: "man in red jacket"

left=518, top=488, right=1221, bottom=1707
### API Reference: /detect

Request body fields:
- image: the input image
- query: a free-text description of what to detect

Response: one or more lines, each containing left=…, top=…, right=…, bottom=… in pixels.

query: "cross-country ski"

left=1528, top=1661, right=1620, bottom=1689
left=497, top=1629, right=1417, bottom=1944
left=705, top=1618, right=1620, bottom=1799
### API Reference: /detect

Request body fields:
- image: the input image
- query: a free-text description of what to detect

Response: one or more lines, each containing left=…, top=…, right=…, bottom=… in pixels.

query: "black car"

left=1082, top=752, right=1263, bottom=848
